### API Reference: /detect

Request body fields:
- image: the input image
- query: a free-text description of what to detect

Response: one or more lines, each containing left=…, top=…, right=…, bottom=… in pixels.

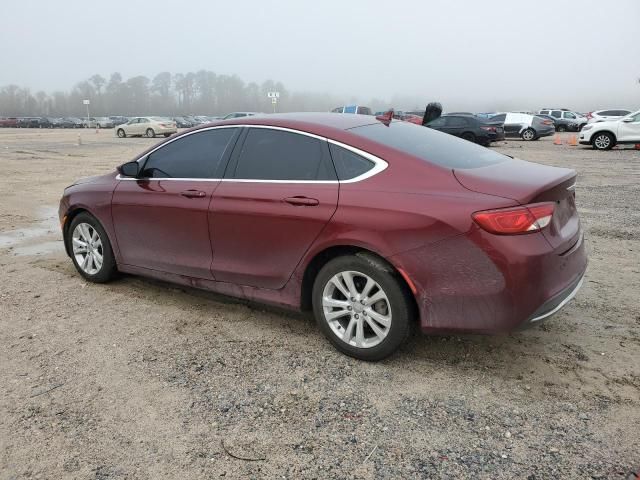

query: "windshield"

left=349, top=121, right=509, bottom=169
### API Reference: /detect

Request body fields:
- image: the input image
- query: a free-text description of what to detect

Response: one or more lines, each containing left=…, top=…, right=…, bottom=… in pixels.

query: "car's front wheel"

left=312, top=253, right=414, bottom=361
left=146, top=128, right=155, bottom=138
left=592, top=132, right=614, bottom=150
left=66, top=212, right=117, bottom=283
left=521, top=128, right=536, bottom=141
left=117, top=129, right=126, bottom=138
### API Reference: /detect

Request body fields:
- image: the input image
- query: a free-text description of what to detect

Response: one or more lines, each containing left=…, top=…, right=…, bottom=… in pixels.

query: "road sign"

left=83, top=99, right=90, bottom=105
left=267, top=91, right=280, bottom=98
left=271, top=97, right=277, bottom=104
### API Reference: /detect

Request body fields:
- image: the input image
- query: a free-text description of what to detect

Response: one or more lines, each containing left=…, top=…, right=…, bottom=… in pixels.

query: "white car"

left=538, top=109, right=587, bottom=131
left=116, top=117, right=177, bottom=138
left=587, top=109, right=633, bottom=124
left=579, top=110, right=640, bottom=150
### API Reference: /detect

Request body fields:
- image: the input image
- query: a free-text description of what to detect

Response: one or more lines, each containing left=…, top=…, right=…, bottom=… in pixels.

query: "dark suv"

left=425, top=114, right=505, bottom=146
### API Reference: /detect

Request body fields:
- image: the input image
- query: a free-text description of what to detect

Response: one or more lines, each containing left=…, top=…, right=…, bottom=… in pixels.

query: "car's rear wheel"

left=67, top=212, right=117, bottom=283
left=592, top=132, right=614, bottom=150
left=146, top=128, right=155, bottom=138
left=521, top=128, right=536, bottom=141
left=461, top=132, right=476, bottom=143
left=164, top=133, right=171, bottom=137
left=117, top=129, right=126, bottom=138
left=557, top=125, right=566, bottom=132
left=312, top=253, right=414, bottom=361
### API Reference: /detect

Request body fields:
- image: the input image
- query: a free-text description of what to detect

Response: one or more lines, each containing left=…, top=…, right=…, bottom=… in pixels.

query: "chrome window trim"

left=117, top=124, right=388, bottom=184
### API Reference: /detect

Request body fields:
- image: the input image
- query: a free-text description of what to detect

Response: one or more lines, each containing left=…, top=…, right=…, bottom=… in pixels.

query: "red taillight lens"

left=543, top=120, right=553, bottom=125
left=480, top=126, right=496, bottom=132
left=472, top=202, right=555, bottom=235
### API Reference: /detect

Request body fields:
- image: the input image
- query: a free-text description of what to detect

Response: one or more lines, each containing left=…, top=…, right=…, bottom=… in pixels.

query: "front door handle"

left=180, top=189, right=206, bottom=198
left=284, top=196, right=319, bottom=206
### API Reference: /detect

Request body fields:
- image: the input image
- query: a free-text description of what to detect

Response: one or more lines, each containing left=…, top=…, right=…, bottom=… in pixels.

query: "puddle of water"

left=0, top=206, right=60, bottom=250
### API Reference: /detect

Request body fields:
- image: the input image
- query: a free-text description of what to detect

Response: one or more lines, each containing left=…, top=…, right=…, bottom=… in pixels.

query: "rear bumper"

left=391, top=226, right=588, bottom=334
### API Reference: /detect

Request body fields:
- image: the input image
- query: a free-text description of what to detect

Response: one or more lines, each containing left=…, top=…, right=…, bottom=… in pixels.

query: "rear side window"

left=351, top=121, right=508, bottom=169
left=447, top=116, right=468, bottom=127
left=232, top=128, right=336, bottom=181
left=141, top=128, right=237, bottom=178
left=490, top=114, right=506, bottom=122
left=356, top=107, right=372, bottom=115
left=328, top=144, right=374, bottom=180
left=550, top=111, right=561, bottom=118
left=539, top=110, right=549, bottom=115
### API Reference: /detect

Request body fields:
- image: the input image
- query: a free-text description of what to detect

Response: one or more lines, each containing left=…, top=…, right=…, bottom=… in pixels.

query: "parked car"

left=17, top=117, right=40, bottom=128
left=579, top=110, right=640, bottom=150
left=115, top=117, right=177, bottom=138
left=536, top=113, right=582, bottom=132
left=538, top=109, right=587, bottom=131
left=95, top=117, right=114, bottom=128
left=331, top=106, right=372, bottom=115
left=0, top=117, right=18, bottom=127
left=586, top=109, right=633, bottom=124
left=37, top=117, right=59, bottom=128
left=172, top=116, right=194, bottom=128
left=489, top=113, right=555, bottom=140
left=425, top=114, right=505, bottom=146
left=222, top=112, right=260, bottom=120
left=63, top=117, right=85, bottom=128
left=109, top=116, right=129, bottom=127
left=54, top=118, right=76, bottom=128
left=59, top=113, right=586, bottom=360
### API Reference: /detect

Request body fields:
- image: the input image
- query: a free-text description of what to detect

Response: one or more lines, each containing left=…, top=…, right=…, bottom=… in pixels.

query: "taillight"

left=472, top=202, right=555, bottom=235
left=586, top=112, right=593, bottom=119
left=480, top=126, right=496, bottom=132
left=543, top=120, right=553, bottom=125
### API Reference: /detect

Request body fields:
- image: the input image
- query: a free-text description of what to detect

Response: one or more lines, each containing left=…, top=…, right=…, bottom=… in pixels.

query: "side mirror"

left=622, top=117, right=633, bottom=123
left=118, top=161, right=139, bottom=177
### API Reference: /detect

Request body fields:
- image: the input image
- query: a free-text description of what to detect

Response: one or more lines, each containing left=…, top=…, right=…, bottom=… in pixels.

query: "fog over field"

left=1, top=0, right=639, bottom=112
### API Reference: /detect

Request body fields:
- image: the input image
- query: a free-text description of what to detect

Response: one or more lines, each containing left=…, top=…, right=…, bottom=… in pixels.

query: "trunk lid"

left=454, top=158, right=580, bottom=251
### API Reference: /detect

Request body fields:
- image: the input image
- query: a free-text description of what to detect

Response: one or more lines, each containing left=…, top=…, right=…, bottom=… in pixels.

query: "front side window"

left=328, top=144, right=375, bottom=180
left=127, top=118, right=138, bottom=124
left=343, top=106, right=357, bottom=114
left=232, top=128, right=336, bottom=181
left=141, top=128, right=237, bottom=179
left=563, top=112, right=576, bottom=119
left=427, top=117, right=446, bottom=127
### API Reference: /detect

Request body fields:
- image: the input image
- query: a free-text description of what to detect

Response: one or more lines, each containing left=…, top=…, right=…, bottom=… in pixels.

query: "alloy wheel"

left=522, top=129, right=535, bottom=141
left=72, top=222, right=103, bottom=275
left=594, top=134, right=611, bottom=149
left=322, top=270, right=392, bottom=349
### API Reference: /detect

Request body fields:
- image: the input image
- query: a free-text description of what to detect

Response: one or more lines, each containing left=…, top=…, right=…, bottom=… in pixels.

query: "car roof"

left=205, top=112, right=380, bottom=132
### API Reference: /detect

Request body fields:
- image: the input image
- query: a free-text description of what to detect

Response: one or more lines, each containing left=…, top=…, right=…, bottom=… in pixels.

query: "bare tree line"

left=0, top=71, right=354, bottom=117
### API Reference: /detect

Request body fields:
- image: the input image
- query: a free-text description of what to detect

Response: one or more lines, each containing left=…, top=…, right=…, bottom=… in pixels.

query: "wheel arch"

left=300, top=245, right=418, bottom=317
left=591, top=129, right=617, bottom=144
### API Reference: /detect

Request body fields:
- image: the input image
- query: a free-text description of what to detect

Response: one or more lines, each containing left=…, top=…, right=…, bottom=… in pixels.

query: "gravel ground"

left=0, top=128, right=639, bottom=479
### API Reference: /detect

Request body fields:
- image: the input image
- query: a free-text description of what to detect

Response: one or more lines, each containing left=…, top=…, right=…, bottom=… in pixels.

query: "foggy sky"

left=2, top=0, right=639, bottom=112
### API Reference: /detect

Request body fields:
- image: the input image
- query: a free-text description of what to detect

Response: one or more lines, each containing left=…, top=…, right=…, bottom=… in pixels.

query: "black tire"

left=66, top=212, right=117, bottom=283
left=146, top=128, right=155, bottom=138
left=117, top=129, right=126, bottom=138
left=163, top=133, right=171, bottom=137
left=312, top=253, right=414, bottom=361
left=557, top=125, right=566, bottom=132
left=592, top=132, right=614, bottom=151
left=461, top=132, right=476, bottom=143
left=521, top=128, right=536, bottom=141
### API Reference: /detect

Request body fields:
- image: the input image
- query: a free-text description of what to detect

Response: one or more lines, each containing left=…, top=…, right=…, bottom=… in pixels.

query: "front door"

left=112, top=127, right=240, bottom=279
left=210, top=127, right=339, bottom=289
left=618, top=111, right=640, bottom=142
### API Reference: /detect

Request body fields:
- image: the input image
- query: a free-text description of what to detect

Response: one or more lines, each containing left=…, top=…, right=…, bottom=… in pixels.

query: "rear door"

left=112, top=127, right=240, bottom=278
left=210, top=127, right=339, bottom=289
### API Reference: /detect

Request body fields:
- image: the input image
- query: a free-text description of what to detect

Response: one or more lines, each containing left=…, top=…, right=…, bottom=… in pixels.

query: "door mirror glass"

left=118, top=161, right=139, bottom=177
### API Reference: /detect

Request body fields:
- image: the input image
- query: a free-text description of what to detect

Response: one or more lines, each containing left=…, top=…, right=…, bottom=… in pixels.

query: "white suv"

left=579, top=110, right=640, bottom=150
left=587, top=109, right=632, bottom=124
left=538, top=109, right=588, bottom=130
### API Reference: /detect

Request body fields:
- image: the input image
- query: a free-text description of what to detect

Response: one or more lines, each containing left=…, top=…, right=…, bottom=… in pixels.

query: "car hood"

left=67, top=172, right=117, bottom=188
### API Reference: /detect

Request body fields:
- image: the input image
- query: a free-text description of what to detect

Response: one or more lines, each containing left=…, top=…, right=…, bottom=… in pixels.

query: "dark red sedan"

left=59, top=113, right=587, bottom=360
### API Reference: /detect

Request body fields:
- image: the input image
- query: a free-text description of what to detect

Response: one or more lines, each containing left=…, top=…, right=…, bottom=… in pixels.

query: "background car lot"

left=0, top=128, right=638, bottom=478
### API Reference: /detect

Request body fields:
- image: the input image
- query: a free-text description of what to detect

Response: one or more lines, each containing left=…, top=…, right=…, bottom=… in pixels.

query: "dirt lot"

left=0, top=128, right=638, bottom=479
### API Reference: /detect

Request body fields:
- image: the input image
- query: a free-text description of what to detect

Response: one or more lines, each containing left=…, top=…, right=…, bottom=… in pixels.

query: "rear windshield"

left=349, top=121, right=508, bottom=169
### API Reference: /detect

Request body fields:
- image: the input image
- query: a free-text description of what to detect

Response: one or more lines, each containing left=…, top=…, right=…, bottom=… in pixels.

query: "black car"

left=17, top=117, right=40, bottom=128
left=109, top=116, right=129, bottom=127
left=172, top=116, right=193, bottom=128
left=536, top=113, right=577, bottom=132
left=55, top=118, right=75, bottom=128
left=63, top=117, right=84, bottom=128
left=425, top=114, right=505, bottom=146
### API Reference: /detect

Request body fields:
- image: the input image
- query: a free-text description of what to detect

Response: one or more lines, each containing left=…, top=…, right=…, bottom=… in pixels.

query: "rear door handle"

left=180, top=189, right=206, bottom=198
left=284, top=196, right=319, bottom=206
